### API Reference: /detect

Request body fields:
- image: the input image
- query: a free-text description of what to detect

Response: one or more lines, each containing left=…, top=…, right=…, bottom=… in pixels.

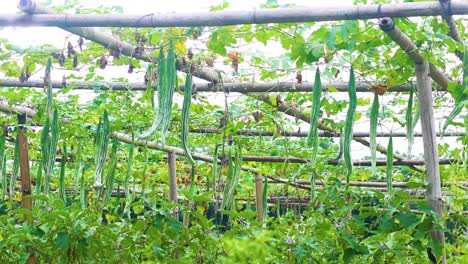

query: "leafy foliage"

left=0, top=0, right=466, bottom=263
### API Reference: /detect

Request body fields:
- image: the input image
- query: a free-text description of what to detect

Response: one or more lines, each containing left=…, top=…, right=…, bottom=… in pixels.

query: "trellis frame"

left=0, top=0, right=466, bottom=262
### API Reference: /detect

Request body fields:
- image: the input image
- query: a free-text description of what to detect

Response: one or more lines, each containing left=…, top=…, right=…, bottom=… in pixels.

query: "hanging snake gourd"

left=344, top=68, right=357, bottom=185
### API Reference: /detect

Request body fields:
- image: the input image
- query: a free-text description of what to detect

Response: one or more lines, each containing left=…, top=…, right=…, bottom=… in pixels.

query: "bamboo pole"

left=191, top=127, right=464, bottom=138
left=241, top=155, right=457, bottom=166
left=267, top=179, right=468, bottom=188
left=2, top=155, right=461, bottom=167
left=15, top=174, right=463, bottom=200
left=0, top=78, right=452, bottom=93
left=439, top=0, right=464, bottom=61
left=9, top=2, right=468, bottom=27
left=379, top=17, right=451, bottom=89
left=17, top=113, right=33, bottom=217
left=17, top=113, right=36, bottom=264
left=17, top=123, right=466, bottom=138
left=17, top=0, right=222, bottom=83
left=415, top=62, right=445, bottom=264
left=255, top=175, right=264, bottom=222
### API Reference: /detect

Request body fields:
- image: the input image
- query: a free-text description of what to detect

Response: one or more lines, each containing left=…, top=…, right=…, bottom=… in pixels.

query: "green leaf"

left=54, top=232, right=69, bottom=251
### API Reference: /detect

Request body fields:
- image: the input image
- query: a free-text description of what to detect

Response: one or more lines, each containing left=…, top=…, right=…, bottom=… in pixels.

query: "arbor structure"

left=0, top=0, right=466, bottom=263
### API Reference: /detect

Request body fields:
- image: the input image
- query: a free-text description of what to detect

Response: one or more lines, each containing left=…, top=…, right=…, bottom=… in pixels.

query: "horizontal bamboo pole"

left=268, top=178, right=468, bottom=188
left=10, top=175, right=464, bottom=200
left=4, top=155, right=460, bottom=167
left=15, top=123, right=466, bottom=138
left=0, top=78, right=449, bottom=93
left=9, top=2, right=468, bottom=28
left=192, top=127, right=465, bottom=138
left=241, top=155, right=457, bottom=165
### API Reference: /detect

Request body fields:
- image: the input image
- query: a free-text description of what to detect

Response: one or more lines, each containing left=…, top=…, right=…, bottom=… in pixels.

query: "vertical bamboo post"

left=255, top=175, right=264, bottom=222
left=17, top=114, right=36, bottom=264
left=415, top=62, right=446, bottom=264
left=17, top=114, right=32, bottom=217
left=167, top=151, right=178, bottom=219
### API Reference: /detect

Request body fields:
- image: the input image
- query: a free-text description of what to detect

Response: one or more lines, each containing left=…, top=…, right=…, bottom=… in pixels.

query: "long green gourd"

left=80, top=165, right=86, bottom=208
left=35, top=161, right=42, bottom=196
left=139, top=44, right=176, bottom=143
left=443, top=46, right=467, bottom=132
left=406, top=84, right=414, bottom=155
left=124, top=138, right=135, bottom=217
left=370, top=93, right=379, bottom=175
left=182, top=71, right=195, bottom=164
left=306, top=68, right=322, bottom=166
left=262, top=176, right=268, bottom=218
left=141, top=146, right=148, bottom=198
left=59, top=141, right=67, bottom=202
left=41, top=109, right=60, bottom=195
left=103, top=139, right=119, bottom=206
left=220, top=143, right=242, bottom=211
left=386, top=135, right=394, bottom=193
left=0, top=134, right=5, bottom=200
left=9, top=136, right=20, bottom=201
left=1, top=159, right=5, bottom=201
left=211, top=144, right=221, bottom=193
left=220, top=147, right=234, bottom=211
left=162, top=42, right=176, bottom=145
left=146, top=64, right=155, bottom=109
left=73, top=137, right=83, bottom=193
left=94, top=110, right=110, bottom=190
left=138, top=51, right=165, bottom=139
left=344, top=68, right=357, bottom=185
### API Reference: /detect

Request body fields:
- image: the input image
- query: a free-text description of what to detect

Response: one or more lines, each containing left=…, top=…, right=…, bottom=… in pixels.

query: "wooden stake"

left=17, top=114, right=36, bottom=264
left=17, top=114, right=32, bottom=217
left=255, top=175, right=264, bottom=222
left=415, top=62, right=446, bottom=264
